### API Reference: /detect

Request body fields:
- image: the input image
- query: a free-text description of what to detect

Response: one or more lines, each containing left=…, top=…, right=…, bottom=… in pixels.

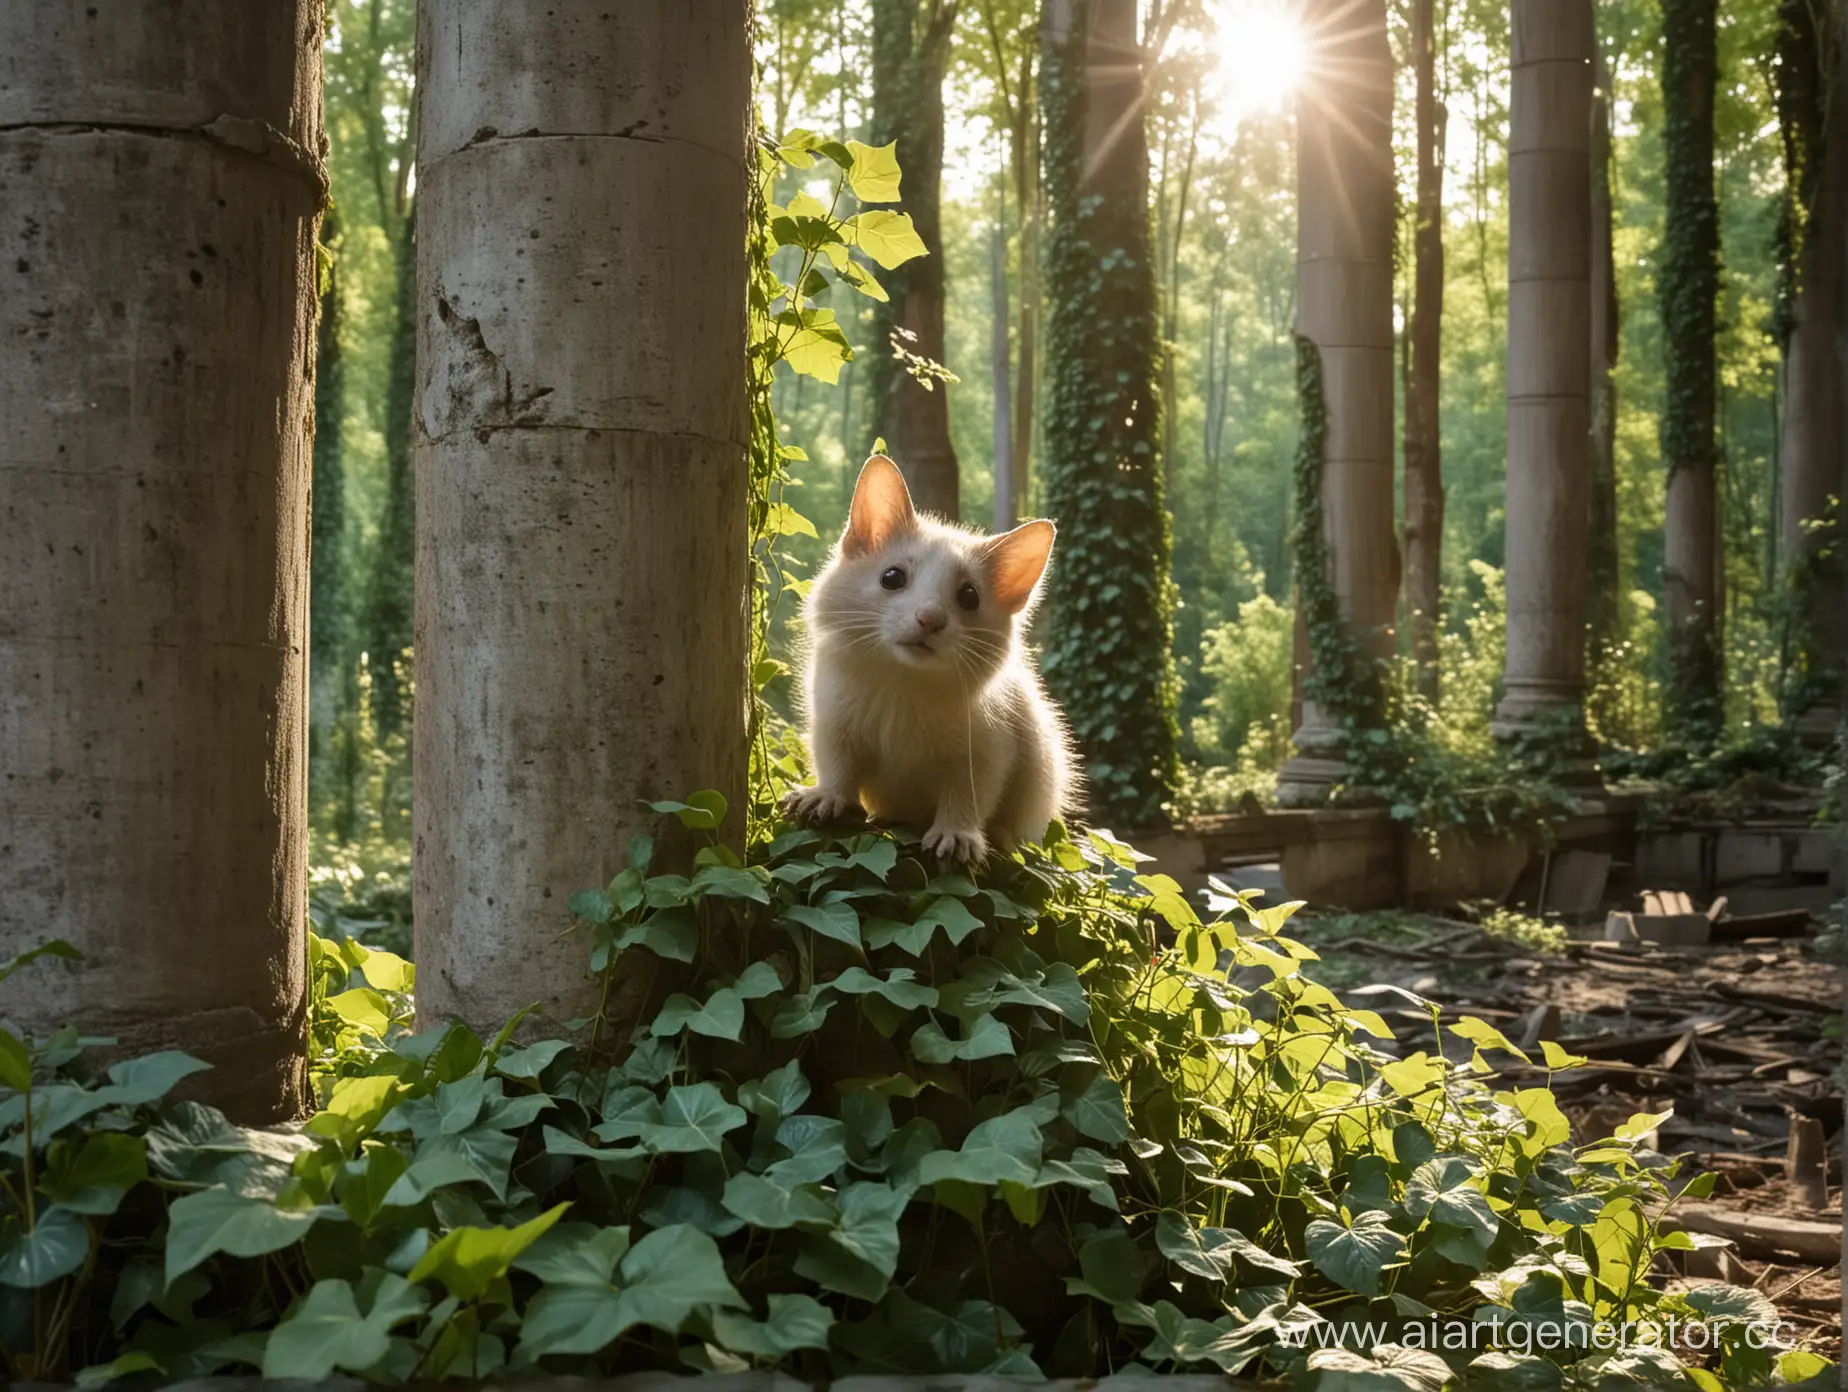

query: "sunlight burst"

left=1211, top=0, right=1306, bottom=129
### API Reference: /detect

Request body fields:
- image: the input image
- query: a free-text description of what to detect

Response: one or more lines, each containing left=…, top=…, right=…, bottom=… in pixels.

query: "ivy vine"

left=1036, top=1, right=1181, bottom=832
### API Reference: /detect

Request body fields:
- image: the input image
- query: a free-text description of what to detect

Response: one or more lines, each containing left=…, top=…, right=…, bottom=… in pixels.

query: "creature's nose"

left=915, top=604, right=947, bottom=635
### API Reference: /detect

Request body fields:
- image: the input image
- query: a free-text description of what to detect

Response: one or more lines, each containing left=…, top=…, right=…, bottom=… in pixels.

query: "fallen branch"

left=1665, top=1204, right=1844, bottom=1264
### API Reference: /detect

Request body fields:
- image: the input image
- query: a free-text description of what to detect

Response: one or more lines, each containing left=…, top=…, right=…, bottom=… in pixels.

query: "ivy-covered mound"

left=1, top=810, right=1832, bottom=1389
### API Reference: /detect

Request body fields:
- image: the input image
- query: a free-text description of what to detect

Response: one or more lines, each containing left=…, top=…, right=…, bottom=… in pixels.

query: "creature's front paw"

left=921, top=825, right=988, bottom=864
left=782, top=785, right=862, bottom=826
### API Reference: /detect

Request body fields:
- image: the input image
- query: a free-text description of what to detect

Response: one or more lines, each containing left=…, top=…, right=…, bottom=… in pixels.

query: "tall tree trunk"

left=991, top=198, right=1017, bottom=530
left=1277, top=0, right=1398, bottom=806
left=1587, top=35, right=1622, bottom=667
left=415, top=5, right=750, bottom=1035
left=1039, top=0, right=1179, bottom=830
left=312, top=210, right=350, bottom=754
left=869, top=0, right=962, bottom=518
left=367, top=211, right=417, bottom=736
left=0, top=5, right=320, bottom=1119
left=1775, top=0, right=1845, bottom=736
left=1496, top=0, right=1596, bottom=768
left=1012, top=48, right=1039, bottom=515
left=1403, top=0, right=1446, bottom=701
left=1658, top=0, right=1724, bottom=746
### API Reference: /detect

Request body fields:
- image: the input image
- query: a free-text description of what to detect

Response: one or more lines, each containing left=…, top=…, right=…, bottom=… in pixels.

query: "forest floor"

left=1291, top=906, right=1845, bottom=1362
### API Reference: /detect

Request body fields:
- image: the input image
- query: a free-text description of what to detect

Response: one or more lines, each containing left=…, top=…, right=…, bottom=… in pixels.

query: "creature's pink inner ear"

left=843, top=454, right=916, bottom=556
left=986, top=519, right=1056, bottom=614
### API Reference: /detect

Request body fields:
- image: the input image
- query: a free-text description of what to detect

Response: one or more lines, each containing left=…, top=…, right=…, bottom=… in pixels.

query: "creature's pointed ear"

left=984, top=518, right=1056, bottom=614
left=843, top=454, right=916, bottom=557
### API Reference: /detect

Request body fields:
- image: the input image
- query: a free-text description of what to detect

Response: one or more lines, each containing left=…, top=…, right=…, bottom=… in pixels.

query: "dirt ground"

left=1290, top=906, right=1844, bottom=1362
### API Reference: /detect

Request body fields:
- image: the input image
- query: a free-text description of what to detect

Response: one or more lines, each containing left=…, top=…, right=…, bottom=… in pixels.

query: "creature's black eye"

left=956, top=582, right=981, bottom=612
left=880, top=566, right=907, bottom=591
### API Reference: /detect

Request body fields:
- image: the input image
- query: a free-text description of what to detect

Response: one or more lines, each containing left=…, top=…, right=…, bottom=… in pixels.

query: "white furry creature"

left=782, top=454, right=1079, bottom=862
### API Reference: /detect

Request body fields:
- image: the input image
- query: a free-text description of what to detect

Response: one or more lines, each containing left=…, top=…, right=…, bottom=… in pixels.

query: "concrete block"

left=1791, top=827, right=1841, bottom=877
left=1542, top=849, right=1611, bottom=919
left=1713, top=831, right=1786, bottom=884
left=1633, top=831, right=1705, bottom=887
left=1724, top=884, right=1839, bottom=917
left=1282, top=817, right=1398, bottom=909
left=1606, top=910, right=1711, bottom=946
left=1405, top=827, right=1531, bottom=907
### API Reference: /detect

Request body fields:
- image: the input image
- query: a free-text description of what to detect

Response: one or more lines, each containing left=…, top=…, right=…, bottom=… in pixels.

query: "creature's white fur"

left=782, top=455, right=1078, bottom=862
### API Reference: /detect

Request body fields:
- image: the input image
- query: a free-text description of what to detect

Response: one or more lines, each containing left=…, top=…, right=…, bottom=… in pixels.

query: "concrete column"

left=0, top=4, right=322, bottom=1118
left=1495, top=0, right=1598, bottom=770
left=1278, top=0, right=1399, bottom=806
left=414, top=6, right=751, bottom=1036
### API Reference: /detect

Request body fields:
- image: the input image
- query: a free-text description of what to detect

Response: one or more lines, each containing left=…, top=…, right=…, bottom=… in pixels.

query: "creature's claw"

left=921, top=825, right=987, bottom=864
left=782, top=785, right=862, bottom=826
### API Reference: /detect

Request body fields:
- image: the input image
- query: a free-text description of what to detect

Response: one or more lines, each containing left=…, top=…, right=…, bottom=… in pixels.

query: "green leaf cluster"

left=1, top=816, right=1807, bottom=1388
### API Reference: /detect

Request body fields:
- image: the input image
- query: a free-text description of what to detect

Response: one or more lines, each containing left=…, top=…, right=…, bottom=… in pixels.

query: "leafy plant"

left=2, top=813, right=1824, bottom=1387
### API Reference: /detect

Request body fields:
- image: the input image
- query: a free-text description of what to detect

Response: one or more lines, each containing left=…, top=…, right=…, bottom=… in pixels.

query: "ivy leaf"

left=689, top=864, right=768, bottom=904
left=634, top=1082, right=747, bottom=1154
left=721, top=1172, right=836, bottom=1229
left=510, top=1222, right=631, bottom=1287
left=98, top=1051, right=212, bottom=1106
left=794, top=1182, right=908, bottom=1301
left=648, top=790, right=727, bottom=829
left=492, top=1039, right=570, bottom=1081
left=1305, top=1344, right=1453, bottom=1390
left=709, top=1292, right=836, bottom=1357
left=1681, top=1283, right=1778, bottom=1327
left=604, top=907, right=699, bottom=965
left=650, top=988, right=745, bottom=1041
left=1059, top=1070, right=1130, bottom=1144
left=918, top=1109, right=1043, bottom=1188
left=407, top=1202, right=570, bottom=1300
left=541, top=1127, right=647, bottom=1177
left=909, top=1014, right=1014, bottom=1065
left=1305, top=1210, right=1406, bottom=1296
left=165, top=1187, right=329, bottom=1285
left=1403, top=1156, right=1498, bottom=1244
left=40, top=1132, right=147, bottom=1215
left=844, top=210, right=928, bottom=269
left=782, top=902, right=863, bottom=948
left=765, top=1115, right=849, bottom=1186
left=0, top=939, right=82, bottom=984
left=1071, top=1228, right=1144, bottom=1304
left=261, top=1274, right=427, bottom=1379
left=0, top=1027, right=27, bottom=1092
left=0, top=1205, right=89, bottom=1288
left=779, top=326, right=852, bottom=384
left=770, top=987, right=836, bottom=1038
left=844, top=139, right=902, bottom=202
left=413, top=1124, right=519, bottom=1200
left=868, top=897, right=984, bottom=955
left=739, top=1060, right=810, bottom=1121
left=826, top=966, right=938, bottom=1011
left=613, top=1223, right=748, bottom=1330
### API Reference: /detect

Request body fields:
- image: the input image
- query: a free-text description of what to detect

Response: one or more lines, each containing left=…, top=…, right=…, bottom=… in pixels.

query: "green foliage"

left=1291, top=336, right=1387, bottom=741
left=0, top=820, right=1812, bottom=1386
left=1657, top=0, right=1726, bottom=745
left=1037, top=3, right=1182, bottom=830
left=747, top=125, right=929, bottom=836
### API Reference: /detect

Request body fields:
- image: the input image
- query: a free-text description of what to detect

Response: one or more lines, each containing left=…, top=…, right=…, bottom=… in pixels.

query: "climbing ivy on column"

left=1657, top=0, right=1724, bottom=748
left=1036, top=0, right=1180, bottom=830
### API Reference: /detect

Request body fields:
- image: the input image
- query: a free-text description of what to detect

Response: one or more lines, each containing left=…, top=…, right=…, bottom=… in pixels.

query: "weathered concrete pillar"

left=414, top=6, right=751, bottom=1035
left=0, top=4, right=322, bottom=1118
left=1495, top=0, right=1598, bottom=772
left=1278, top=0, right=1398, bottom=806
